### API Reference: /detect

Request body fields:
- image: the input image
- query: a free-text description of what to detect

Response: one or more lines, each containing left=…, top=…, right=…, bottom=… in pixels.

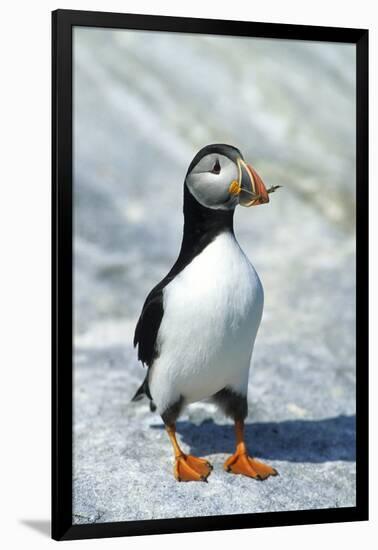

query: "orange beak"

left=237, top=159, right=270, bottom=207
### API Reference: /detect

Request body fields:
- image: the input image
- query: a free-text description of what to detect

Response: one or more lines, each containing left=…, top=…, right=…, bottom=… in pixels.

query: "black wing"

left=134, top=218, right=213, bottom=368
left=133, top=284, right=165, bottom=367
left=134, top=245, right=188, bottom=368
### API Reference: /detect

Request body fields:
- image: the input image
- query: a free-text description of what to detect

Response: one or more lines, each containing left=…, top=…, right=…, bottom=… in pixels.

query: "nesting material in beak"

left=238, top=159, right=270, bottom=207
left=228, top=158, right=282, bottom=206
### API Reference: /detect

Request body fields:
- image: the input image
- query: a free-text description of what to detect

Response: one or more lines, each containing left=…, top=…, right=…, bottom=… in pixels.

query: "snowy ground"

left=72, top=28, right=356, bottom=524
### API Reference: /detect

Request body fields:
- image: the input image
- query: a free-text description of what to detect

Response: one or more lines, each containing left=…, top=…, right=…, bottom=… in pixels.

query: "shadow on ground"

left=151, top=414, right=355, bottom=463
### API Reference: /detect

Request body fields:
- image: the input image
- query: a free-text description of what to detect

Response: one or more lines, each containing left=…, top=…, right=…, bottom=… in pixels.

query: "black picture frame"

left=52, top=9, right=369, bottom=541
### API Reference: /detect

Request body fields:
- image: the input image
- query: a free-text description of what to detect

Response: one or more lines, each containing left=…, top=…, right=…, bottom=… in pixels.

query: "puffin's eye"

left=210, top=159, right=221, bottom=175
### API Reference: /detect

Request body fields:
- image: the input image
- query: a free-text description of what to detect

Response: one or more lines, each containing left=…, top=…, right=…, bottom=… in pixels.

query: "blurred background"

left=73, top=27, right=356, bottom=524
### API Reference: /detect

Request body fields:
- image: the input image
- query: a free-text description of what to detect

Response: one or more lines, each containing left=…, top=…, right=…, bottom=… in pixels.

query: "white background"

left=0, top=0, right=376, bottom=548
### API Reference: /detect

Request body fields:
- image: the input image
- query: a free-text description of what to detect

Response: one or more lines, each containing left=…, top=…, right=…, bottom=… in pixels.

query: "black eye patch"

left=210, top=159, right=221, bottom=174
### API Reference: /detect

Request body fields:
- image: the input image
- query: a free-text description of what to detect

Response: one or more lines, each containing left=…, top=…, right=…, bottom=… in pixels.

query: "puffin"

left=132, top=144, right=280, bottom=482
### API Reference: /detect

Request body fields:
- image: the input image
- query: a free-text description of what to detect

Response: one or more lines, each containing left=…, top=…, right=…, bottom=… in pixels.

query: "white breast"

left=149, top=232, right=264, bottom=414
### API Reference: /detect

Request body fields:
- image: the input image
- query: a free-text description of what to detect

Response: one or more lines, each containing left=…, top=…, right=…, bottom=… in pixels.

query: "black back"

left=134, top=144, right=239, bottom=367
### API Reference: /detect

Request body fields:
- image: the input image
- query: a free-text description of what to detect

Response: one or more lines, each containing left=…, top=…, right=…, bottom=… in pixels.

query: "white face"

left=185, top=153, right=239, bottom=210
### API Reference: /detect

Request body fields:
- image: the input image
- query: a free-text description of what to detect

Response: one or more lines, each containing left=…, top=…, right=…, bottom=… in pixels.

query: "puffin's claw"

left=174, top=454, right=213, bottom=482
left=224, top=452, right=278, bottom=480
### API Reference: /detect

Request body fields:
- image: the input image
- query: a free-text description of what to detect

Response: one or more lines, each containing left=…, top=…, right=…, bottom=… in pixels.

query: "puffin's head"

left=185, top=144, right=276, bottom=211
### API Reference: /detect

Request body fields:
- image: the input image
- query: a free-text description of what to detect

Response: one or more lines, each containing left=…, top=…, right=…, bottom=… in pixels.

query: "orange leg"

left=224, top=420, right=278, bottom=480
left=166, top=424, right=213, bottom=482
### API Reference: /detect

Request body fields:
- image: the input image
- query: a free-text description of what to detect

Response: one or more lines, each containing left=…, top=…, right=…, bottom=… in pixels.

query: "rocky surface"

left=72, top=28, right=356, bottom=523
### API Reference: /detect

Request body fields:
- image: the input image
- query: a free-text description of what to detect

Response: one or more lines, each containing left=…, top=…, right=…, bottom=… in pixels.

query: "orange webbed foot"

left=174, top=454, right=213, bottom=482
left=224, top=451, right=278, bottom=480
